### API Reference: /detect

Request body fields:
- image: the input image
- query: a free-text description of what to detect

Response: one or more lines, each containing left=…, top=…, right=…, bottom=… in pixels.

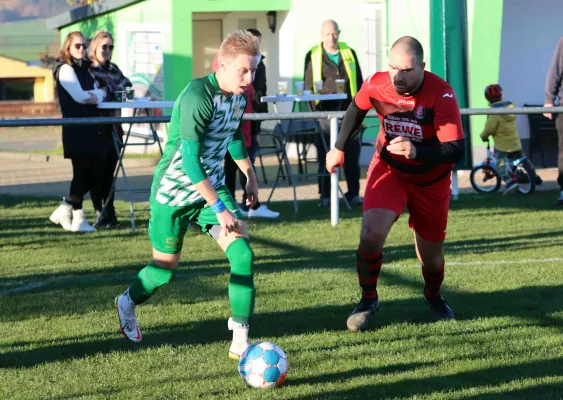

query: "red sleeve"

left=433, top=89, right=465, bottom=142
left=353, top=73, right=377, bottom=110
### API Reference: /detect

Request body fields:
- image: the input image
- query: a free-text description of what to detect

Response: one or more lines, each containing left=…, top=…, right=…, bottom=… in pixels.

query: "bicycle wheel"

left=470, top=166, right=501, bottom=193
left=513, top=161, right=536, bottom=194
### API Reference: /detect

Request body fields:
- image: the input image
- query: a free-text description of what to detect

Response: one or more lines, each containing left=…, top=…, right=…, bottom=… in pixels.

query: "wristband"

left=210, top=198, right=226, bottom=213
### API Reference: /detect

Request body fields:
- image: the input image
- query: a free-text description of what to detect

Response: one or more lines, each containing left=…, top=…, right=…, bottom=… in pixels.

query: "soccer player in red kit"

left=326, top=36, right=465, bottom=331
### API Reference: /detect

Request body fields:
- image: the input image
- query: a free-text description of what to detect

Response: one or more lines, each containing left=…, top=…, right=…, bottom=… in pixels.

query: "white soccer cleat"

left=49, top=201, right=72, bottom=231
left=71, top=209, right=96, bottom=232
left=115, top=290, right=142, bottom=343
left=228, top=317, right=249, bottom=360
left=248, top=205, right=280, bottom=219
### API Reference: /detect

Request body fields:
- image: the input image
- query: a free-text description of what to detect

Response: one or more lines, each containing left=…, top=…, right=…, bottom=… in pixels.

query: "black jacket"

left=53, top=59, right=111, bottom=158
left=303, top=45, right=364, bottom=112
left=252, top=55, right=268, bottom=113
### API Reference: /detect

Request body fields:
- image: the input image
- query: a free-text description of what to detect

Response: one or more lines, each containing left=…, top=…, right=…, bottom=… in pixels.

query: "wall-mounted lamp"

left=266, top=11, right=277, bottom=34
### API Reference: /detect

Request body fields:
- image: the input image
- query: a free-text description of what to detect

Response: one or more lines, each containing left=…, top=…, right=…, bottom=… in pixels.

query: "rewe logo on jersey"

left=397, top=99, right=415, bottom=105
left=383, top=118, right=423, bottom=141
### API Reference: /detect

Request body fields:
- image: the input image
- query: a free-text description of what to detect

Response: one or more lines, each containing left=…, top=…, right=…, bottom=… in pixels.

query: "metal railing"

left=1, top=106, right=562, bottom=227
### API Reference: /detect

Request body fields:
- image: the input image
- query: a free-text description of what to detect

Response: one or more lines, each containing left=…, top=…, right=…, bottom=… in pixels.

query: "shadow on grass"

left=1, top=284, right=562, bottom=370
left=292, top=357, right=563, bottom=399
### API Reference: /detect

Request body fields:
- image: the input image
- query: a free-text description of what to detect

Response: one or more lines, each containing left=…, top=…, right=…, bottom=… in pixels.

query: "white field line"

left=1, top=257, right=562, bottom=296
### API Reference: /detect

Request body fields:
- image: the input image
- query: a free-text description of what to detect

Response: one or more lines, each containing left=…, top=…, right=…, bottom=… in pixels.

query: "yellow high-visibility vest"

left=311, top=42, right=358, bottom=105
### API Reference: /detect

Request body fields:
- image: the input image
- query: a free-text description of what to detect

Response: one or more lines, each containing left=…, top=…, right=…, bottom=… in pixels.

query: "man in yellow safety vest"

left=304, top=19, right=364, bottom=206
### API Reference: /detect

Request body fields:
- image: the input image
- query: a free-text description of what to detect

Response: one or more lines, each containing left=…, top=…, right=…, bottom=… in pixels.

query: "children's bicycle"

left=470, top=142, right=537, bottom=194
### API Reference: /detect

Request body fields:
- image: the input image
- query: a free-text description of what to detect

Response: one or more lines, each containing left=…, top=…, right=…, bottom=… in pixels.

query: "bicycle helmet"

left=484, top=84, right=503, bottom=102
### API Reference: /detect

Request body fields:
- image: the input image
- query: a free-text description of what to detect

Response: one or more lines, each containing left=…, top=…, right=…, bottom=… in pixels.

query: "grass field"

left=1, top=192, right=563, bottom=399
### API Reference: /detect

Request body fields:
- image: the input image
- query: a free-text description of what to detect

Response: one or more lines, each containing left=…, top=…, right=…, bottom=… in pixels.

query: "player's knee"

left=153, top=258, right=179, bottom=270
left=359, top=229, right=386, bottom=252
left=139, top=262, right=176, bottom=291
left=226, top=237, right=254, bottom=276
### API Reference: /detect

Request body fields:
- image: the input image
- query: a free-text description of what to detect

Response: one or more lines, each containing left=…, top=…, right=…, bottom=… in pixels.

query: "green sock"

left=128, top=262, right=175, bottom=304
left=225, top=238, right=255, bottom=325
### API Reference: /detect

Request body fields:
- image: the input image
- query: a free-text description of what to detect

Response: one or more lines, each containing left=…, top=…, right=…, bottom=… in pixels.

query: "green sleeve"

left=179, top=82, right=214, bottom=141
left=181, top=139, right=207, bottom=184
left=228, top=123, right=249, bottom=160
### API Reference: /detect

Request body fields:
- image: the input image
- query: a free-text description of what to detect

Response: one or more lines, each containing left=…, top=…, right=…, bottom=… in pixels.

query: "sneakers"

left=95, top=210, right=120, bottom=229
left=346, top=297, right=380, bottom=332
left=557, top=191, right=563, bottom=206
left=228, top=317, right=250, bottom=360
left=49, top=201, right=72, bottom=231
left=424, top=294, right=455, bottom=320
left=319, top=197, right=330, bottom=207
left=347, top=195, right=364, bottom=206
left=115, top=290, right=142, bottom=343
left=71, top=209, right=96, bottom=232
left=503, top=180, right=519, bottom=196
left=248, top=205, right=280, bottom=219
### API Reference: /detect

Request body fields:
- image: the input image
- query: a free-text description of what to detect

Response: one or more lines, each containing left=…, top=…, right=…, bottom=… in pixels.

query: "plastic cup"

left=335, top=79, right=345, bottom=94
left=277, top=81, right=288, bottom=95
left=295, top=81, right=304, bottom=95
left=314, top=80, right=323, bottom=94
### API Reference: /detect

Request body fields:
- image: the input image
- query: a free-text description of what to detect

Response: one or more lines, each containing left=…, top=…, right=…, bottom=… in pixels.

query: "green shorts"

left=148, top=186, right=243, bottom=254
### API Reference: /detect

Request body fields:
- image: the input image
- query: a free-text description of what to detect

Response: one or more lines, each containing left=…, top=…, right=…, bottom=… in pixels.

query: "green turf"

left=1, top=192, right=562, bottom=399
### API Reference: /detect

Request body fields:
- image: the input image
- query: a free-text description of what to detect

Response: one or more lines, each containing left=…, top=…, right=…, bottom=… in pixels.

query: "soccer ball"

left=238, top=341, right=288, bottom=389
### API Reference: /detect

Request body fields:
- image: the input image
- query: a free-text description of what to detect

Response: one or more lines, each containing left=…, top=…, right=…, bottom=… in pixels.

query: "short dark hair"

left=247, top=28, right=262, bottom=38
left=391, top=36, right=424, bottom=63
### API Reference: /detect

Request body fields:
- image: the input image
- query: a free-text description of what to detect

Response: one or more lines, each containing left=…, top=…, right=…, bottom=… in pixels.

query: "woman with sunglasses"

left=50, top=31, right=109, bottom=233
left=88, top=31, right=133, bottom=229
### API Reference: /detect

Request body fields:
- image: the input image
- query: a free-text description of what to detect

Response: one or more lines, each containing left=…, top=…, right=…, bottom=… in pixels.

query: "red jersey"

left=355, top=71, right=464, bottom=185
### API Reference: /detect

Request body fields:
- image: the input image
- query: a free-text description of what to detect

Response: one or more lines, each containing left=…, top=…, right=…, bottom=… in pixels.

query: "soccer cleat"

left=346, top=297, right=380, bottom=332
left=248, top=205, right=280, bottom=219
left=71, top=209, right=96, bottom=232
left=228, top=317, right=249, bottom=360
left=424, top=294, right=455, bottom=320
left=115, top=290, right=142, bottom=343
left=49, top=201, right=72, bottom=231
left=503, top=180, right=519, bottom=196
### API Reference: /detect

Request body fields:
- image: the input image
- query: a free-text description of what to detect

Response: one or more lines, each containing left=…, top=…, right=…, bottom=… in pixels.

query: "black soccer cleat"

left=424, top=294, right=455, bottom=320
left=346, top=297, right=380, bottom=332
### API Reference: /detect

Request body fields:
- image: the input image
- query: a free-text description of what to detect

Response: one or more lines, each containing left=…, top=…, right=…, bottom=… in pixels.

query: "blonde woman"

left=88, top=31, right=132, bottom=228
left=50, top=31, right=108, bottom=233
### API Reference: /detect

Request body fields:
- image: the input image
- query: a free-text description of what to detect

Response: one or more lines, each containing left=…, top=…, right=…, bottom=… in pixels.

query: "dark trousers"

left=224, top=134, right=261, bottom=210
left=315, top=131, right=361, bottom=200
left=101, top=150, right=118, bottom=215
left=65, top=156, right=106, bottom=211
left=556, top=114, right=563, bottom=190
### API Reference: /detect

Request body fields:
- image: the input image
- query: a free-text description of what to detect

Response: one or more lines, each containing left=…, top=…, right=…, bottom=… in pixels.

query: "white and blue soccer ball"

left=238, top=341, right=288, bottom=389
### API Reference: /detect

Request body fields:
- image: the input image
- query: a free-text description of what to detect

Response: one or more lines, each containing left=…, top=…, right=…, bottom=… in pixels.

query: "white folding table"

left=98, top=101, right=175, bottom=232
left=260, top=94, right=350, bottom=213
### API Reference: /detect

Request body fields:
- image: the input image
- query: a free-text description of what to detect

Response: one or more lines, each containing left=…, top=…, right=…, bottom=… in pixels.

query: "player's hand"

left=245, top=177, right=259, bottom=208
left=217, top=209, right=240, bottom=236
left=543, top=103, right=553, bottom=120
left=84, top=91, right=98, bottom=104
left=326, top=148, right=345, bottom=173
left=387, top=136, right=417, bottom=159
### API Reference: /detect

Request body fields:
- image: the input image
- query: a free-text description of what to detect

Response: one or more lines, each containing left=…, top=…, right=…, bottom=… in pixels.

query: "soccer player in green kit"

left=114, top=30, right=261, bottom=360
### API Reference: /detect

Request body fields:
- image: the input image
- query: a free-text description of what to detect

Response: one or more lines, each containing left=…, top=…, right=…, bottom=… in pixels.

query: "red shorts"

left=363, top=161, right=452, bottom=242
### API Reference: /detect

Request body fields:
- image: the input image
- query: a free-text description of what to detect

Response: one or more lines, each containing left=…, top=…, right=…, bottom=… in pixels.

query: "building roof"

left=0, top=18, right=59, bottom=62
left=46, top=0, right=146, bottom=30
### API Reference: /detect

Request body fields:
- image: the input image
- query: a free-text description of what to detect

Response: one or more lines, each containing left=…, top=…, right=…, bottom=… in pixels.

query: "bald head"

left=321, top=20, right=340, bottom=52
left=391, top=36, right=424, bottom=63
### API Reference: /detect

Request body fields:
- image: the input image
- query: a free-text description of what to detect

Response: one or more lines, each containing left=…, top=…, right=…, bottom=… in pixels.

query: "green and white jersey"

left=151, top=73, right=246, bottom=207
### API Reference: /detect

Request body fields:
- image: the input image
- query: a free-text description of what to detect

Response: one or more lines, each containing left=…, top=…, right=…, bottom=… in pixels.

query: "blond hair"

left=219, top=30, right=260, bottom=60
left=88, top=31, right=114, bottom=65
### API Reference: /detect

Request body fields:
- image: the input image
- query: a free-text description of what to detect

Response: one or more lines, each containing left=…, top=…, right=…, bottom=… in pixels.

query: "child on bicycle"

left=480, top=84, right=542, bottom=195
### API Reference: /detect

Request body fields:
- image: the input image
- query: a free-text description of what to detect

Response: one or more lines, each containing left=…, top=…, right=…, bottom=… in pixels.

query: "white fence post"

left=330, top=117, right=339, bottom=227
